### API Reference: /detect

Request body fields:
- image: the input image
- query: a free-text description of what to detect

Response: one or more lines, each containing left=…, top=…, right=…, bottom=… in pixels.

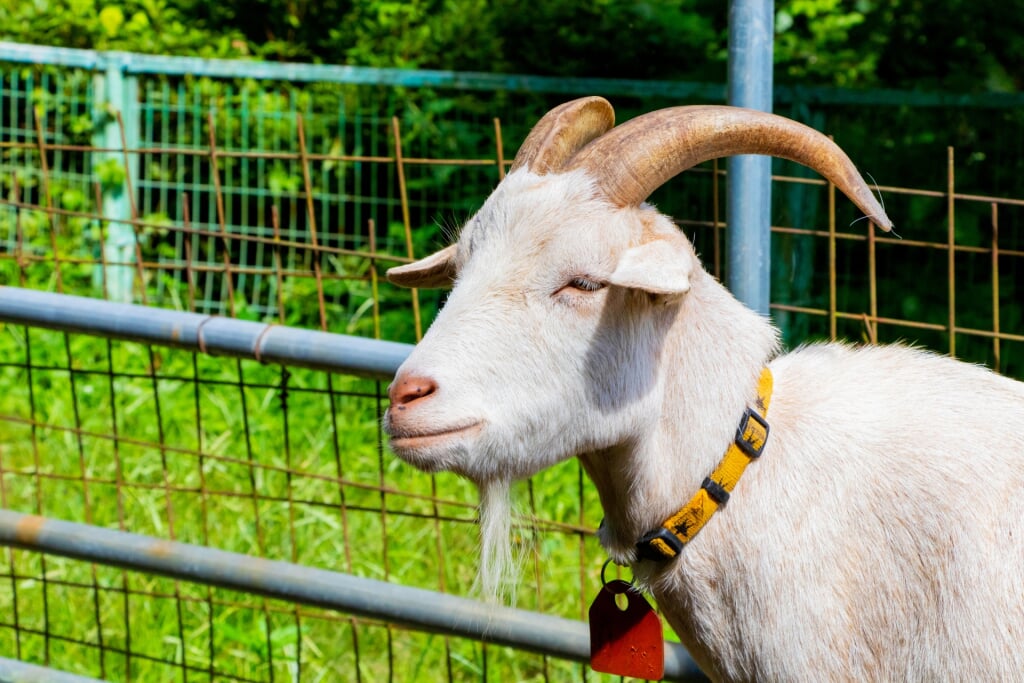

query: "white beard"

left=474, top=478, right=521, bottom=604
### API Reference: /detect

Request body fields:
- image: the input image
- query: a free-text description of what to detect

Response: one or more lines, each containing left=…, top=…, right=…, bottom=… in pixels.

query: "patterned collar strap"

left=636, top=368, right=773, bottom=561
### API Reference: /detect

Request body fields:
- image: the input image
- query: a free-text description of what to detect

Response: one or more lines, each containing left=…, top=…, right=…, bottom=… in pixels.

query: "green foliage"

left=872, top=0, right=1024, bottom=92
left=0, top=0, right=251, bottom=57
left=333, top=0, right=500, bottom=70
left=3, top=0, right=1022, bottom=93
left=487, top=0, right=723, bottom=80
left=775, top=0, right=880, bottom=85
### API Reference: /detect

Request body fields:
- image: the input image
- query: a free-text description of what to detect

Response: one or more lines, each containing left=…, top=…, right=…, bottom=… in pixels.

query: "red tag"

left=589, top=579, right=665, bottom=680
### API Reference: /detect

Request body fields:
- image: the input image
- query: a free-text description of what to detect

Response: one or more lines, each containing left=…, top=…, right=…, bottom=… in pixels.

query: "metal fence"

left=2, top=41, right=1024, bottom=682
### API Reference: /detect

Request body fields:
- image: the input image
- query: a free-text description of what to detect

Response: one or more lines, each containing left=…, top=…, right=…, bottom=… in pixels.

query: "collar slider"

left=636, top=527, right=684, bottom=561
left=701, top=476, right=730, bottom=505
left=735, top=406, right=769, bottom=458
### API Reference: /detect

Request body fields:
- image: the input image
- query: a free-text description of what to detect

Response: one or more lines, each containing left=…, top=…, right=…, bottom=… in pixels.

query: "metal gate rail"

left=0, top=510, right=703, bottom=681
left=0, top=287, right=412, bottom=380
left=0, top=656, right=108, bottom=683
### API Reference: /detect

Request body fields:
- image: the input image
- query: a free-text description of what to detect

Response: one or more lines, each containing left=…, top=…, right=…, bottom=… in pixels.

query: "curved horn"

left=509, top=96, right=615, bottom=175
left=568, top=105, right=893, bottom=231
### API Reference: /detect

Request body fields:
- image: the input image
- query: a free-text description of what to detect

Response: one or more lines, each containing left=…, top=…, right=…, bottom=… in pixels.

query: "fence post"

left=726, top=0, right=775, bottom=315
left=92, top=51, right=139, bottom=302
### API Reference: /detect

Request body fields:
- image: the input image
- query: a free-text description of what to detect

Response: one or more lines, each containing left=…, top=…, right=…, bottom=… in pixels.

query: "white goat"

left=382, top=97, right=1024, bottom=681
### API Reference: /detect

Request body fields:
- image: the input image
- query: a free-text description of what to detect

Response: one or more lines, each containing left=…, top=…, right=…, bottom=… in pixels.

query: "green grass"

left=0, top=320, right=633, bottom=682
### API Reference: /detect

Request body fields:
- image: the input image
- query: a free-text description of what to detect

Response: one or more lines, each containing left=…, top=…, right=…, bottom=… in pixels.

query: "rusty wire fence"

left=766, top=152, right=1024, bottom=370
left=2, top=46, right=1024, bottom=683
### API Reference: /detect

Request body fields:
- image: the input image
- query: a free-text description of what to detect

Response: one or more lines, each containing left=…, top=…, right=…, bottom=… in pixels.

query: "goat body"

left=383, top=99, right=1024, bottom=681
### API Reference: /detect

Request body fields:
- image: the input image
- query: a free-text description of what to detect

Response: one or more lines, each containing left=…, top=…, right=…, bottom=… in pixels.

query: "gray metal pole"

left=727, top=0, right=775, bottom=315
left=0, top=657, right=109, bottom=683
left=0, top=510, right=706, bottom=681
left=0, top=286, right=413, bottom=381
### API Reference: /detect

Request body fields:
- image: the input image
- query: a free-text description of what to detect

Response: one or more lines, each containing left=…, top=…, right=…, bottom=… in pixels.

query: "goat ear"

left=386, top=244, right=457, bottom=289
left=607, top=238, right=692, bottom=296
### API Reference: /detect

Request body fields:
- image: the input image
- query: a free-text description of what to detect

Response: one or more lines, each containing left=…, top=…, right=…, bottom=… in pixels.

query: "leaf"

left=323, top=137, right=344, bottom=174
left=268, top=162, right=300, bottom=195
left=98, top=5, right=125, bottom=37
left=60, top=188, right=86, bottom=211
left=94, top=158, right=126, bottom=192
left=776, top=9, right=794, bottom=33
left=126, top=11, right=151, bottom=33
left=69, top=114, right=94, bottom=137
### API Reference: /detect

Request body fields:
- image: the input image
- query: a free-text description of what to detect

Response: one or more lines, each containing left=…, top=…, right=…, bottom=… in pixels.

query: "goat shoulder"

left=653, top=343, right=1024, bottom=680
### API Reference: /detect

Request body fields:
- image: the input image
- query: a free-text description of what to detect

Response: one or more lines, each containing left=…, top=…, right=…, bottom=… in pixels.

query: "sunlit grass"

left=0, top=322, right=622, bottom=681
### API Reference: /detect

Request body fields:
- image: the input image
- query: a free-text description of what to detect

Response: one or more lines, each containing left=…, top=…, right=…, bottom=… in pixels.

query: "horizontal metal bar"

left=0, top=287, right=412, bottom=381
left=0, top=656, right=108, bottom=683
left=3, top=40, right=1023, bottom=108
left=0, top=40, right=723, bottom=100
left=0, top=41, right=106, bottom=70
left=0, top=510, right=705, bottom=681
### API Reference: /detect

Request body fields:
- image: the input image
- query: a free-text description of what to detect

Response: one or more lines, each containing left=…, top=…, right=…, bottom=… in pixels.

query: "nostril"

left=388, top=374, right=439, bottom=407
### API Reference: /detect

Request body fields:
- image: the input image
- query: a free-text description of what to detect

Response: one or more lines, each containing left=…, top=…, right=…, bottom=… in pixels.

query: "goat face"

left=384, top=168, right=695, bottom=484
left=382, top=97, right=891, bottom=487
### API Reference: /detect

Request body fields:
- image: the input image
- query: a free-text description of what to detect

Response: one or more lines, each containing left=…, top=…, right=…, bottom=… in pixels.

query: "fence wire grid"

left=2, top=47, right=1024, bottom=683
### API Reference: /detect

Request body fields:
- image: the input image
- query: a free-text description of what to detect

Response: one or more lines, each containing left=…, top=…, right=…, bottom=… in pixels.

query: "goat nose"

left=388, top=374, right=438, bottom=407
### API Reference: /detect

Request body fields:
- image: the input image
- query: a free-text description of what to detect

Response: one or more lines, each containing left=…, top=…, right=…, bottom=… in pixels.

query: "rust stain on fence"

left=146, top=539, right=176, bottom=559
left=13, top=514, right=46, bottom=546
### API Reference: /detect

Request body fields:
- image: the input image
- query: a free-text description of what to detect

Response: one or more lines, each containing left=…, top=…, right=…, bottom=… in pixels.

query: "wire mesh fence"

left=2, top=43, right=1024, bottom=682
left=0, top=302, right=611, bottom=683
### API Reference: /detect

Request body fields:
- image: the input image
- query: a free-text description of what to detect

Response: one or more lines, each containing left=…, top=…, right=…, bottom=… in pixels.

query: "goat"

left=382, top=97, right=1024, bottom=681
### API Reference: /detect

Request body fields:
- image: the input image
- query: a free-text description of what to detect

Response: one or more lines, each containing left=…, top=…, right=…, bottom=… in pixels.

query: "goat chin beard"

left=474, top=478, right=522, bottom=605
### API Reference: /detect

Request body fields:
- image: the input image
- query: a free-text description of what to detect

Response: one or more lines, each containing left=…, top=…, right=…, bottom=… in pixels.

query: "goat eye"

left=567, top=276, right=605, bottom=292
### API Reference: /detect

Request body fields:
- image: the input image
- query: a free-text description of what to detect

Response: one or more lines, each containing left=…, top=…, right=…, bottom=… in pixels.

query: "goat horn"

left=509, top=96, right=616, bottom=175
left=569, top=105, right=893, bottom=231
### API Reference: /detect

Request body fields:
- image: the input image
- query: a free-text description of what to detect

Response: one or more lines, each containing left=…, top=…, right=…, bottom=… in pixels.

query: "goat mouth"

left=388, top=421, right=483, bottom=449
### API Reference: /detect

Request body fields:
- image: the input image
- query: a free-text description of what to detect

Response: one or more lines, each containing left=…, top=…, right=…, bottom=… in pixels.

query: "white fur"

left=475, top=478, right=519, bottom=604
left=384, top=168, right=1024, bottom=681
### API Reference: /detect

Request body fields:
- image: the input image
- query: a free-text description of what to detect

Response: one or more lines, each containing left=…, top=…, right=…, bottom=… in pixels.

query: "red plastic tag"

left=589, top=579, right=665, bottom=680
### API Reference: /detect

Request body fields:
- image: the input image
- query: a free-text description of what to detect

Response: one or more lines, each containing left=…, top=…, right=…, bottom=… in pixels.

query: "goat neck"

left=583, top=262, right=780, bottom=567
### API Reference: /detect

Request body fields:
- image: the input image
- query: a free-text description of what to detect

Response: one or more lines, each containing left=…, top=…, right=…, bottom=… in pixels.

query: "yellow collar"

left=636, top=368, right=773, bottom=561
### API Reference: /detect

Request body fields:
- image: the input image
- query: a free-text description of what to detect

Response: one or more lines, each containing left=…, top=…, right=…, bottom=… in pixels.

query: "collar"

left=636, top=368, right=773, bottom=561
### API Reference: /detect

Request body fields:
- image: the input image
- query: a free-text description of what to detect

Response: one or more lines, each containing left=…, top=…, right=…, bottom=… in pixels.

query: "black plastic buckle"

left=701, top=476, right=731, bottom=505
left=735, top=407, right=770, bottom=458
left=636, top=526, right=684, bottom=561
